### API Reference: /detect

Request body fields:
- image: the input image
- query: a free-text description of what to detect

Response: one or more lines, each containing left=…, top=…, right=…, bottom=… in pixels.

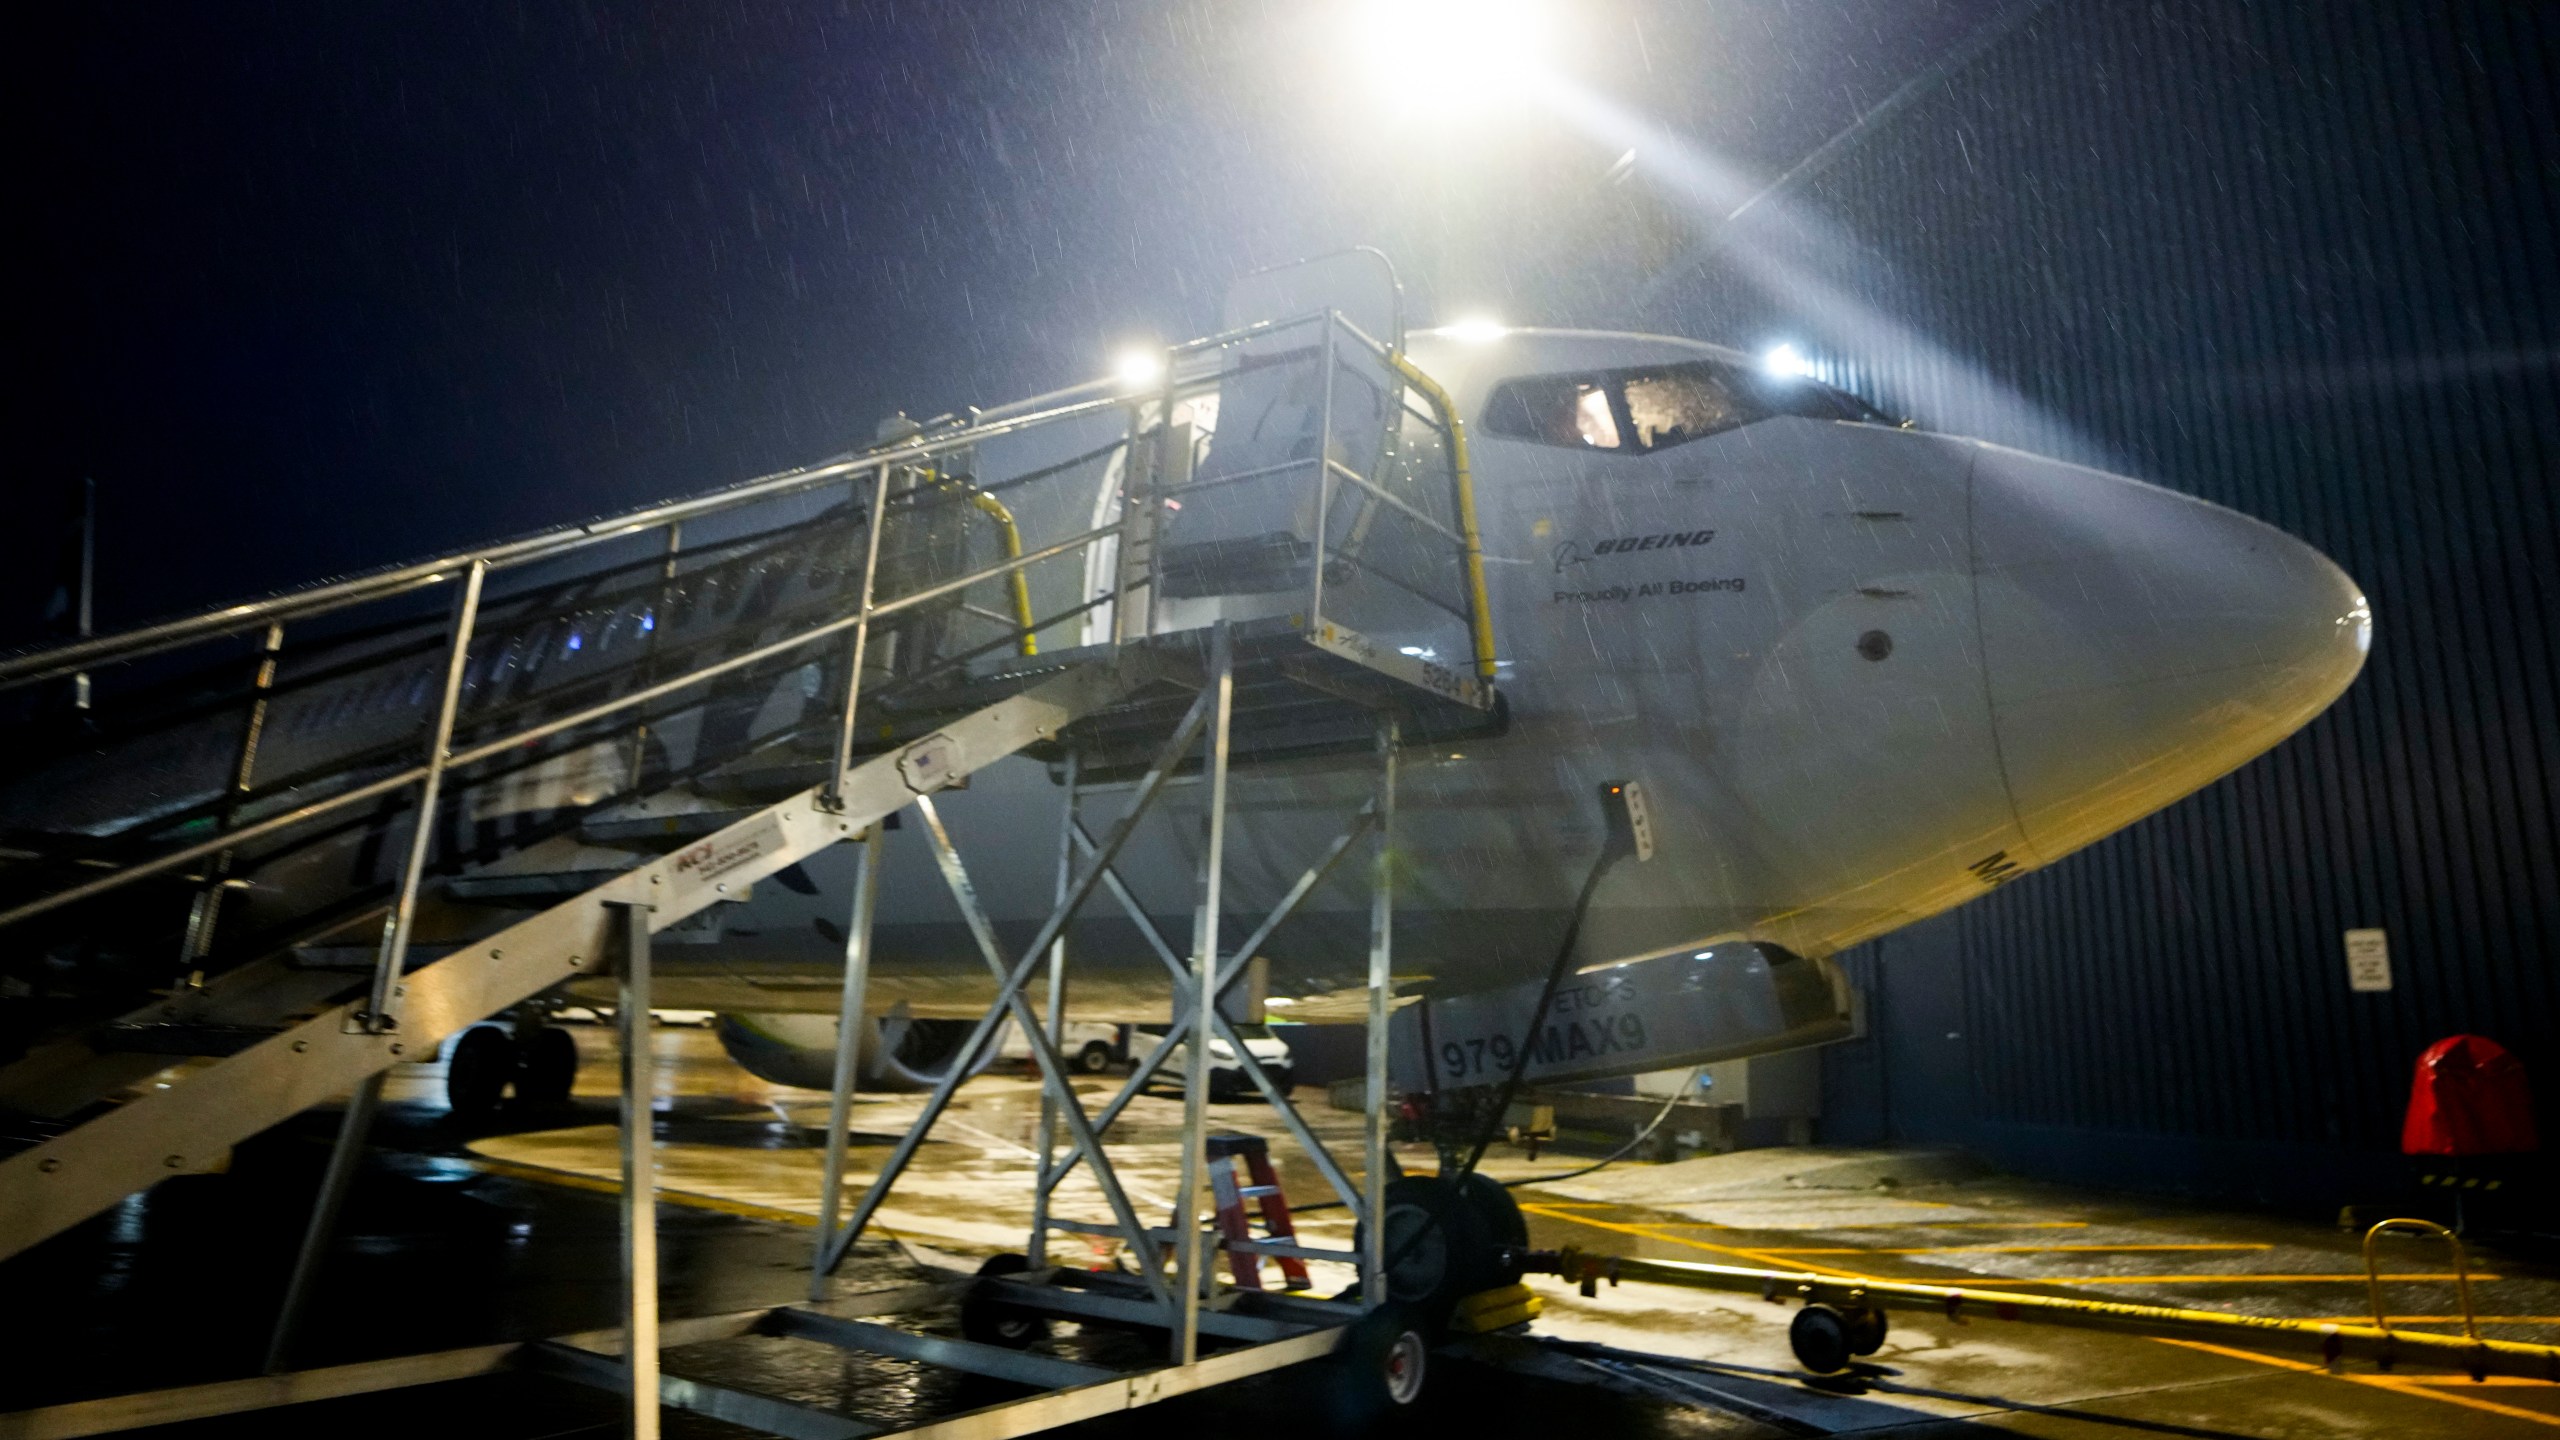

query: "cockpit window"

left=1622, top=366, right=1753, bottom=449
left=1738, top=368, right=1901, bottom=426
left=1573, top=386, right=1621, bottom=448
left=1480, top=374, right=1624, bottom=450
left=1481, top=358, right=1897, bottom=454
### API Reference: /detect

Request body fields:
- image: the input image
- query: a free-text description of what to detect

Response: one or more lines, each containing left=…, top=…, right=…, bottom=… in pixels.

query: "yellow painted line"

left=2154, top=1337, right=2560, bottom=1428
left=2320, top=1316, right=2560, bottom=1323
left=470, top=1155, right=819, bottom=1228
left=1815, top=1220, right=2091, bottom=1231
left=1516, top=1205, right=2450, bottom=1290
left=1522, top=1203, right=2514, bottom=1297
left=1966, top=1273, right=2503, bottom=1286
left=1749, top=1243, right=2270, bottom=1256
left=1641, top=1219, right=2092, bottom=1232
left=1517, top=1202, right=1878, bottom=1281
left=1630, top=1220, right=1736, bottom=1229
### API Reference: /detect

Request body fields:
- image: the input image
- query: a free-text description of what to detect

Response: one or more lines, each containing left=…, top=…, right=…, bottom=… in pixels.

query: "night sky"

left=17, top=1, right=1995, bottom=649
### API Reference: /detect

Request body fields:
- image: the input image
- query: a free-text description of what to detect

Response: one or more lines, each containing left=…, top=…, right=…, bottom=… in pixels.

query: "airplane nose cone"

left=1970, top=444, right=2369, bottom=862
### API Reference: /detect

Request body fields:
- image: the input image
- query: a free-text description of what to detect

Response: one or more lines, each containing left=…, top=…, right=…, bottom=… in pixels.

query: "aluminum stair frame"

left=0, top=655, right=1160, bottom=1262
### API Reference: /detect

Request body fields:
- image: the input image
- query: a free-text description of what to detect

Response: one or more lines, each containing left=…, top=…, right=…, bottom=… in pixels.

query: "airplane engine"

left=714, top=1011, right=989, bottom=1093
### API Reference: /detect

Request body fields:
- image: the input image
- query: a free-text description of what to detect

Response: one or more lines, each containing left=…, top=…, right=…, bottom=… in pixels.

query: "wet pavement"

left=5, top=1024, right=2554, bottom=1437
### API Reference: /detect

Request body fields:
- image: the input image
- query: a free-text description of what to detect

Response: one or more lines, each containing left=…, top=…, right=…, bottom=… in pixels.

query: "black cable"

left=1455, top=803, right=1635, bottom=1181
left=1496, top=1066, right=1702, bottom=1189
left=1286, top=1060, right=1698, bottom=1217
left=1340, top=786, right=1638, bottom=1286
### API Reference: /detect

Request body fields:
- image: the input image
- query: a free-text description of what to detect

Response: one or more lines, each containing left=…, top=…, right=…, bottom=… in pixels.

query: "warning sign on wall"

left=2345, top=928, right=2392, bottom=993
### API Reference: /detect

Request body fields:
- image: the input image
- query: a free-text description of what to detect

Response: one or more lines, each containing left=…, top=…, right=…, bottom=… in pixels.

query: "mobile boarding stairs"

left=0, top=254, right=1502, bottom=1435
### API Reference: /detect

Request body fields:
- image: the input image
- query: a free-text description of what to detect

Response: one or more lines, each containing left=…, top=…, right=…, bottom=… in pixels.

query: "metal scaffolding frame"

left=0, top=301, right=1493, bottom=1268
left=800, top=622, right=1406, bottom=1370
left=0, top=276, right=1493, bottom=1436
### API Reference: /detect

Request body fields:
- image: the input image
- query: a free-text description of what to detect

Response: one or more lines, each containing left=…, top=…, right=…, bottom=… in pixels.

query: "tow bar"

left=1515, top=1219, right=2560, bottom=1384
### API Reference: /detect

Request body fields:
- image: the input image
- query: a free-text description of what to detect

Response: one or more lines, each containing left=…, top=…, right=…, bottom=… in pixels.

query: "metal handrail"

left=0, top=308, right=1497, bottom=939
left=1291, top=305, right=1497, bottom=686
left=0, top=313, right=1347, bottom=690
left=919, top=467, right=1039, bottom=657
left=2363, top=1217, right=2483, bottom=1343
left=0, top=519, right=1124, bottom=932
left=1383, top=350, right=1497, bottom=686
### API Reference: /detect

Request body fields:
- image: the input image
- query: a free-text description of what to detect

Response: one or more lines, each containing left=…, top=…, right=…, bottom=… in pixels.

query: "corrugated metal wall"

left=1656, top=0, right=2559, bottom=1206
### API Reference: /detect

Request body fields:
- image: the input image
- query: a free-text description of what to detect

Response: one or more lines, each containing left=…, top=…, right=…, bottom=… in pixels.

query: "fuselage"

left=0, top=320, right=2370, bottom=1096
left=680, top=326, right=2371, bottom=1023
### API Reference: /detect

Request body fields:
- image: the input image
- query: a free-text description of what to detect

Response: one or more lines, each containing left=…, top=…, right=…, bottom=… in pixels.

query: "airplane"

left=658, top=307, right=2372, bottom=1103
left=0, top=253, right=2370, bottom=1134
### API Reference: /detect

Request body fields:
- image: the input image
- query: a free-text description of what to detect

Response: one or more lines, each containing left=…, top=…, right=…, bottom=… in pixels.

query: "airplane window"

left=1575, top=386, right=1622, bottom=448
left=1621, top=365, right=1755, bottom=450
left=1739, top=369, right=1901, bottom=425
left=1481, top=374, right=1630, bottom=451
left=1483, top=360, right=1899, bottom=455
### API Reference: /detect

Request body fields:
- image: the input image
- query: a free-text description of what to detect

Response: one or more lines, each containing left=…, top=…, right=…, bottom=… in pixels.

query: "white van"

left=995, top=1017, right=1128, bottom=1075
left=1126, top=1023, right=1294, bottom=1101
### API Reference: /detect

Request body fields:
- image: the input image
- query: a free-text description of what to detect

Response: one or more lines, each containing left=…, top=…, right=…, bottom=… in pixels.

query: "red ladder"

left=1198, top=1132, right=1311, bottom=1291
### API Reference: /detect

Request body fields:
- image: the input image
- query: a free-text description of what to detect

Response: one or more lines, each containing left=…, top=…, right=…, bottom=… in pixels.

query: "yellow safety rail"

left=1385, top=352, right=1498, bottom=688
left=2364, top=1217, right=2481, bottom=1342
left=922, top=468, right=1039, bottom=656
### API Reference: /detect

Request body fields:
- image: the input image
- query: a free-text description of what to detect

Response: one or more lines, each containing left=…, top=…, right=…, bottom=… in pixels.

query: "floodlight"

left=1358, top=0, right=1546, bottom=120
left=1113, top=349, right=1167, bottom=390
left=1763, top=343, right=1814, bottom=378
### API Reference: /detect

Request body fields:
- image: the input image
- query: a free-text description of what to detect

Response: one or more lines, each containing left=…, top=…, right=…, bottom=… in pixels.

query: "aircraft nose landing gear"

left=445, top=1025, right=515, bottom=1117
left=445, top=1018, right=581, bottom=1117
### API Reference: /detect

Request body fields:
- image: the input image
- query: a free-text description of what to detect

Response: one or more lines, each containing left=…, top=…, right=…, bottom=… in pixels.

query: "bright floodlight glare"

left=1360, top=0, right=1545, bottom=119
left=1763, top=343, right=1814, bottom=378
left=1113, top=349, right=1166, bottom=389
left=1440, top=316, right=1508, bottom=343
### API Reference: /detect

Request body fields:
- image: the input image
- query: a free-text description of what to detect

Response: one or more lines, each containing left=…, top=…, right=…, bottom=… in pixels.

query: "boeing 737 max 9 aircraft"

left=0, top=258, right=2371, bottom=1111
left=688, top=310, right=2371, bottom=1093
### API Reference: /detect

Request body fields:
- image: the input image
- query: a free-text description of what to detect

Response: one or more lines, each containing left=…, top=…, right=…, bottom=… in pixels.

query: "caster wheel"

left=959, top=1254, right=1050, bottom=1348
left=516, top=1026, right=579, bottom=1106
left=1789, top=1303, right=1854, bottom=1374
left=1324, top=1303, right=1430, bottom=1429
left=1075, top=1041, right=1113, bottom=1075
left=1845, top=1304, right=1888, bottom=1356
left=446, top=1025, right=513, bottom=1117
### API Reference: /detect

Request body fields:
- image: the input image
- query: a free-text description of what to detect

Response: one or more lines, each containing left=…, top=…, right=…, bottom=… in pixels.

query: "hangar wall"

left=1654, top=0, right=2558, bottom=1208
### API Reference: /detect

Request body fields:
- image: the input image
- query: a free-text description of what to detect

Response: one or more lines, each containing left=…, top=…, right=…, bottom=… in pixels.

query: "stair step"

left=0, top=656, right=1148, bottom=1267
left=288, top=943, right=461, bottom=972
left=95, top=1022, right=286, bottom=1058
left=579, top=808, right=764, bottom=847
left=699, top=760, right=833, bottom=801
left=445, top=868, right=636, bottom=902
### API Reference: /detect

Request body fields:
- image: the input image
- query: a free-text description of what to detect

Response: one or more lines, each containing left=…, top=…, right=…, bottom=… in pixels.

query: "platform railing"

left=0, top=309, right=1484, bottom=692
left=0, top=306, right=1486, bottom=1430
left=0, top=309, right=1494, bottom=979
